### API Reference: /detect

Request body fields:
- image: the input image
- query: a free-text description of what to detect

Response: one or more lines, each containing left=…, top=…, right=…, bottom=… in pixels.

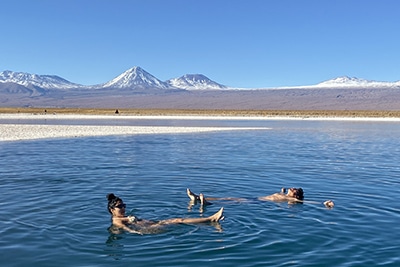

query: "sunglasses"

left=115, top=203, right=126, bottom=209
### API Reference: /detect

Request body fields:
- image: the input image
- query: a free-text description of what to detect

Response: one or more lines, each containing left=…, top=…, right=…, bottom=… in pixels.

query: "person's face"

left=112, top=201, right=126, bottom=217
left=287, top=188, right=296, bottom=197
left=287, top=188, right=302, bottom=199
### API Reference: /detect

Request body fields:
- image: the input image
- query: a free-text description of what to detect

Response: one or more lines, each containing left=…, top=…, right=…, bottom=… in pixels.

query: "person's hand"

left=129, top=229, right=143, bottom=235
left=128, top=215, right=137, bottom=223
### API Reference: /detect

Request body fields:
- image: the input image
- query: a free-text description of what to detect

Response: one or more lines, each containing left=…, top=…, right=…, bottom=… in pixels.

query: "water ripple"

left=1, top=121, right=400, bottom=266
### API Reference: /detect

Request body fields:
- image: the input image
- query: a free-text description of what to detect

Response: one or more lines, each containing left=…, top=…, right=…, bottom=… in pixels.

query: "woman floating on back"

left=107, top=193, right=224, bottom=235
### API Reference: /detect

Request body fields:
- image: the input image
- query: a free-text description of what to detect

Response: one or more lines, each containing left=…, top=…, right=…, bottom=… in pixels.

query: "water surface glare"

left=1, top=120, right=399, bottom=266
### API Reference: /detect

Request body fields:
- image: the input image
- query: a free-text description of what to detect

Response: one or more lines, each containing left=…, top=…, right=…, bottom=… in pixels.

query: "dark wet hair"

left=107, top=193, right=123, bottom=214
left=295, top=188, right=304, bottom=200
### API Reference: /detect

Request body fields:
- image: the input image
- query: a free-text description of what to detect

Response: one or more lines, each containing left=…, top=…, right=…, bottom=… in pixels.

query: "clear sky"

left=1, top=0, right=399, bottom=88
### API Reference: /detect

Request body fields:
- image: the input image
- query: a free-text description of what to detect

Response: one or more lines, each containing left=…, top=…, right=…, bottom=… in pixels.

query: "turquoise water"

left=1, top=120, right=399, bottom=266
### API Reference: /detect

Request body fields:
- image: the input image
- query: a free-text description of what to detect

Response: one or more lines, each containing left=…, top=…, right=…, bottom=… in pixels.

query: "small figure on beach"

left=115, top=109, right=119, bottom=114
left=107, top=193, right=224, bottom=235
left=187, top=187, right=332, bottom=207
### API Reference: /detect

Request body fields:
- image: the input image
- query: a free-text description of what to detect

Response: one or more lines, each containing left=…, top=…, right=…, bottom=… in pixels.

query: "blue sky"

left=1, top=0, right=399, bottom=88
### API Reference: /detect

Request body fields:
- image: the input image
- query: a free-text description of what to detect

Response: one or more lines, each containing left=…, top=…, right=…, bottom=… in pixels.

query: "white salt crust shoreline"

left=1, top=113, right=399, bottom=142
left=0, top=124, right=264, bottom=142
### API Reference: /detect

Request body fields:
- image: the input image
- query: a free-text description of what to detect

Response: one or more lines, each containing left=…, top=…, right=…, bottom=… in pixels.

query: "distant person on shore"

left=107, top=193, right=224, bottom=234
left=186, top=187, right=333, bottom=208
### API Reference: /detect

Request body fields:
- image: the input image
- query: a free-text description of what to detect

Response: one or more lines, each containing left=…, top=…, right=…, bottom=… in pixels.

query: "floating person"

left=107, top=193, right=224, bottom=235
left=187, top=187, right=303, bottom=204
left=187, top=187, right=333, bottom=208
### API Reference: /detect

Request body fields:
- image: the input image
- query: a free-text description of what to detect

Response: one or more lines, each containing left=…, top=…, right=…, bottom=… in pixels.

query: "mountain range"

left=1, top=66, right=400, bottom=110
left=0, top=66, right=227, bottom=92
left=1, top=66, right=399, bottom=93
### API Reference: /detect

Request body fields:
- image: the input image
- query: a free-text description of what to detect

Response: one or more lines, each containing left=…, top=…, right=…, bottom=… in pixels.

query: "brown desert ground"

left=1, top=107, right=400, bottom=118
left=2, top=86, right=400, bottom=117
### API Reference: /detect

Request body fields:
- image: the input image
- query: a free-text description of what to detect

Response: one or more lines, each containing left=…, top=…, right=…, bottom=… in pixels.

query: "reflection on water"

left=1, top=120, right=400, bottom=266
left=105, top=233, right=125, bottom=261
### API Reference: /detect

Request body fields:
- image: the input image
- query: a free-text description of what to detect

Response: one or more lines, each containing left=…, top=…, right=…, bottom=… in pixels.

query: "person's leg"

left=158, top=207, right=224, bottom=225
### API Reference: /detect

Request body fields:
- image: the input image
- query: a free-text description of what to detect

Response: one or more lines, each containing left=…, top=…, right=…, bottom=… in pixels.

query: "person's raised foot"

left=209, top=207, right=224, bottom=222
left=199, top=193, right=205, bottom=206
left=199, top=193, right=212, bottom=206
left=187, top=188, right=200, bottom=201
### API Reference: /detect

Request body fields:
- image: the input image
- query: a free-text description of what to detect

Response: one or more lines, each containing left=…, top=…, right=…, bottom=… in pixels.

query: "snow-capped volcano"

left=316, top=76, right=400, bottom=88
left=98, top=66, right=170, bottom=89
left=0, top=67, right=227, bottom=91
left=0, top=70, right=83, bottom=89
left=167, top=74, right=227, bottom=90
left=3, top=67, right=399, bottom=92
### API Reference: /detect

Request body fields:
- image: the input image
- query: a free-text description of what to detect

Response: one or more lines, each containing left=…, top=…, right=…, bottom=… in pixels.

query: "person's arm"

left=114, top=219, right=142, bottom=235
left=123, top=225, right=142, bottom=235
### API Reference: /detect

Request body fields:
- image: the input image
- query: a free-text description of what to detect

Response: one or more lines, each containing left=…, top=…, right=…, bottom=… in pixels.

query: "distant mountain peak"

left=319, top=76, right=368, bottom=84
left=0, top=70, right=82, bottom=89
left=121, top=66, right=148, bottom=76
left=167, top=74, right=226, bottom=90
left=99, top=66, right=170, bottom=89
left=316, top=76, right=398, bottom=88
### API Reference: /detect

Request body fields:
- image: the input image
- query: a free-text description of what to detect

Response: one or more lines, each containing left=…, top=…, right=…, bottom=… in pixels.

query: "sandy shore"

left=1, top=113, right=399, bottom=142
left=2, top=107, right=400, bottom=118
left=2, top=112, right=400, bottom=121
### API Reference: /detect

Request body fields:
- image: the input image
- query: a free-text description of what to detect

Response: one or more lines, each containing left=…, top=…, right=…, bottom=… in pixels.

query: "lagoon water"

left=1, top=119, right=399, bottom=266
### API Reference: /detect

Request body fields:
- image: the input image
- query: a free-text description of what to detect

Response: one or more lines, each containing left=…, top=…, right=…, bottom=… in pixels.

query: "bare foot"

left=209, top=207, right=224, bottom=222
left=187, top=188, right=200, bottom=201
left=199, top=193, right=212, bottom=206
left=200, top=193, right=205, bottom=206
